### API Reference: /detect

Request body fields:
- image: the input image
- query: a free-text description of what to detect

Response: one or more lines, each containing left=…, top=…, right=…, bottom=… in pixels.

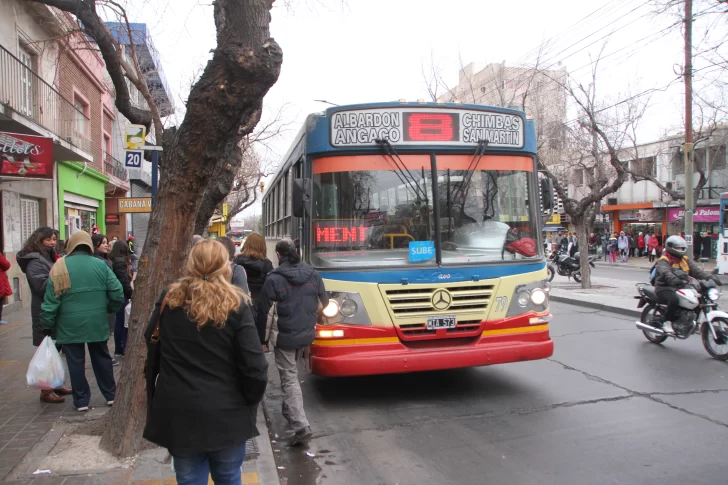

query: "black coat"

left=111, top=257, right=133, bottom=300
left=254, top=260, right=329, bottom=348
left=143, top=292, right=268, bottom=453
left=234, top=255, right=273, bottom=303
left=17, top=250, right=55, bottom=346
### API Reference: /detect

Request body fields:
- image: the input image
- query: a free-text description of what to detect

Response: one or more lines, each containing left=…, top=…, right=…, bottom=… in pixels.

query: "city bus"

left=261, top=101, right=554, bottom=376
left=717, top=193, right=728, bottom=274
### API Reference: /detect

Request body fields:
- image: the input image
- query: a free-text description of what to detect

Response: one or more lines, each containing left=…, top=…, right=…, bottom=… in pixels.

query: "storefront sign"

left=118, top=197, right=152, bottom=213
left=105, top=213, right=120, bottom=225
left=618, top=209, right=664, bottom=222
left=667, top=206, right=719, bottom=223
left=0, top=132, right=53, bottom=178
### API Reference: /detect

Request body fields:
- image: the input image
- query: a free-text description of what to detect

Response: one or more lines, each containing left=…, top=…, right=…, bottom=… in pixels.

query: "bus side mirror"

left=540, top=177, right=554, bottom=211
left=292, top=178, right=312, bottom=218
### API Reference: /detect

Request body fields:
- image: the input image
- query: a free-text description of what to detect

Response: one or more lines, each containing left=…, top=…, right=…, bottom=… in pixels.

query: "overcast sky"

left=113, top=0, right=726, bottom=220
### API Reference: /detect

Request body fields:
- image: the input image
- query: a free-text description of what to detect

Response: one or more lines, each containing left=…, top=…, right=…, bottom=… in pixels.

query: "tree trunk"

left=98, top=0, right=282, bottom=457
left=574, top=217, right=592, bottom=289
left=194, top=155, right=241, bottom=235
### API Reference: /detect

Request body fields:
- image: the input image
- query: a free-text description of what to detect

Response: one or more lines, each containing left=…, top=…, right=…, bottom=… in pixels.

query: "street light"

left=314, top=99, right=339, bottom=106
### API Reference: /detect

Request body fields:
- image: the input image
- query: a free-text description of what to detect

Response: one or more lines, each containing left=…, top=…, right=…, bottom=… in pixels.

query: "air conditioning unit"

left=607, top=198, right=618, bottom=205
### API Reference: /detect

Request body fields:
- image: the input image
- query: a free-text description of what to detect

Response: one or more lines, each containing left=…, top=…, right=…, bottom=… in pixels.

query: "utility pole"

left=683, top=0, right=695, bottom=259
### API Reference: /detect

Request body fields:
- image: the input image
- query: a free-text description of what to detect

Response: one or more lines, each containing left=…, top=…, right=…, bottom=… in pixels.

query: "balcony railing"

left=0, top=44, right=91, bottom=154
left=104, top=153, right=129, bottom=181
left=698, top=187, right=725, bottom=201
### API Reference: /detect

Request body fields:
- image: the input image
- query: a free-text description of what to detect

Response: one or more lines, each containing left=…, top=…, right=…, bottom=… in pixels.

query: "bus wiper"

left=375, top=139, right=429, bottom=203
left=451, top=140, right=488, bottom=205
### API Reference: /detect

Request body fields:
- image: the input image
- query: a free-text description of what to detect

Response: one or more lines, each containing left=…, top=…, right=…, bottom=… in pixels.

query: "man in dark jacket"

left=654, top=235, right=719, bottom=327
left=255, top=239, right=328, bottom=446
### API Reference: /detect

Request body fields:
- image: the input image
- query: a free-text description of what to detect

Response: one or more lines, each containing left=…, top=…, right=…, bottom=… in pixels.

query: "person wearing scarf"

left=40, top=231, right=125, bottom=412
left=653, top=235, right=721, bottom=328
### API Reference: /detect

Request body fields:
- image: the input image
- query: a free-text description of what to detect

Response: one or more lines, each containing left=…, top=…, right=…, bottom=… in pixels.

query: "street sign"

left=685, top=234, right=693, bottom=246
left=118, top=197, right=152, bottom=213
left=124, top=125, right=146, bottom=150
left=124, top=150, right=143, bottom=167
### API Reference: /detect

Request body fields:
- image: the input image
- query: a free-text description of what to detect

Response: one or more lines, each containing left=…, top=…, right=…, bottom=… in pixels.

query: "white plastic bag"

left=26, top=336, right=65, bottom=390
left=125, top=303, right=131, bottom=328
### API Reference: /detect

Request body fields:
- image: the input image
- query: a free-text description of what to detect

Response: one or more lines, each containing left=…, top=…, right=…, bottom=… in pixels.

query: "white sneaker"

left=76, top=406, right=89, bottom=412
left=107, top=400, right=114, bottom=406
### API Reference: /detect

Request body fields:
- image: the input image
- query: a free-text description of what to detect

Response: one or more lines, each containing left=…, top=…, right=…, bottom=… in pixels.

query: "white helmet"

left=665, top=235, right=687, bottom=258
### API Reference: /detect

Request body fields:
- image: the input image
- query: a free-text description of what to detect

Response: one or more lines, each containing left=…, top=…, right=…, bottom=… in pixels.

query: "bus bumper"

left=309, top=317, right=553, bottom=377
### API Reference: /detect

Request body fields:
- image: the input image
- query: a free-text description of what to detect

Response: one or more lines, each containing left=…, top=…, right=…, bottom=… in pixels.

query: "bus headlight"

left=320, top=291, right=371, bottom=325
left=506, top=280, right=550, bottom=318
left=322, top=301, right=339, bottom=318
left=708, top=288, right=720, bottom=301
left=531, top=289, right=547, bottom=306
left=340, top=299, right=358, bottom=317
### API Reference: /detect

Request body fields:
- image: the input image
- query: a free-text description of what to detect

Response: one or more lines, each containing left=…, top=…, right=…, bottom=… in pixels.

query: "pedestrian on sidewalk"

left=0, top=251, right=12, bottom=325
left=143, top=239, right=267, bottom=485
left=92, top=234, right=116, bottom=337
left=637, top=232, right=645, bottom=257
left=255, top=238, right=329, bottom=446
left=607, top=233, right=618, bottom=263
left=628, top=233, right=636, bottom=257
left=618, top=231, right=629, bottom=263
left=41, top=231, right=124, bottom=411
left=648, top=233, right=659, bottom=263
left=109, top=242, right=134, bottom=362
left=216, top=236, right=250, bottom=295
left=17, top=227, right=72, bottom=403
left=234, top=233, right=274, bottom=314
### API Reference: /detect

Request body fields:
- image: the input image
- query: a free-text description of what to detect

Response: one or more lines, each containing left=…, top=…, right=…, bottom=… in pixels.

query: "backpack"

left=649, top=263, right=658, bottom=286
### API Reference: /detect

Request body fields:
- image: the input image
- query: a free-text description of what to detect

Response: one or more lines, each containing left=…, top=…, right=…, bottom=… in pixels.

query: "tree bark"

left=194, top=156, right=241, bottom=235
left=95, top=0, right=282, bottom=457
left=574, top=216, right=592, bottom=289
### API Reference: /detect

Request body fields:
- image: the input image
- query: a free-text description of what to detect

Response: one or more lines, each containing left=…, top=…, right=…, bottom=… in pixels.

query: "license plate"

left=427, top=316, right=456, bottom=330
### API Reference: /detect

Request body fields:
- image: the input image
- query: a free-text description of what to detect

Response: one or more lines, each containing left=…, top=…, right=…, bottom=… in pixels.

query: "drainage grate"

left=244, top=437, right=260, bottom=461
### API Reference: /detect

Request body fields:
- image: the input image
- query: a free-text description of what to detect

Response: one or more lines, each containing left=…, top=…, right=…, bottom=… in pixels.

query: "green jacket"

left=41, top=253, right=125, bottom=344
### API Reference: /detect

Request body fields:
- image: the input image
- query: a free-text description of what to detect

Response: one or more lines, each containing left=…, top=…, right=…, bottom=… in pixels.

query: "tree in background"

left=28, top=0, right=283, bottom=456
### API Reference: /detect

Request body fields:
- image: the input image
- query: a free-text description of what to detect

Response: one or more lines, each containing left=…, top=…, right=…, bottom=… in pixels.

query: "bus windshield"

left=311, top=155, right=540, bottom=268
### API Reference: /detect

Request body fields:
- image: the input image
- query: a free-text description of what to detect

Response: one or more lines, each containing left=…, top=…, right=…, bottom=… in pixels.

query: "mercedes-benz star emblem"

left=432, top=289, right=452, bottom=311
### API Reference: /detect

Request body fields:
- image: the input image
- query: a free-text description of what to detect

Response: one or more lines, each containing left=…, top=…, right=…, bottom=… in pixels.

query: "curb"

left=549, top=294, right=641, bottom=318
left=254, top=400, right=280, bottom=485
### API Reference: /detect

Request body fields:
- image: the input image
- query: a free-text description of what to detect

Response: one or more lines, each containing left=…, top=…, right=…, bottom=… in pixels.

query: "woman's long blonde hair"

left=166, top=239, right=249, bottom=328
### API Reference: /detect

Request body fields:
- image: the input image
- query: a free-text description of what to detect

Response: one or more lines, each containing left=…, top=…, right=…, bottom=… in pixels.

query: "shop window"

left=20, top=198, right=39, bottom=245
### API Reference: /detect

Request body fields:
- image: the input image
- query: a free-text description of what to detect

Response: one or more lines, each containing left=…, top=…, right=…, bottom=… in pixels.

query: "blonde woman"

left=143, top=239, right=268, bottom=485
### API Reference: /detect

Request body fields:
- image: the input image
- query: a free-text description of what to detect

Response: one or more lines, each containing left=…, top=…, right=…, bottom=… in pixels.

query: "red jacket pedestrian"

left=0, top=253, right=13, bottom=324
left=638, top=234, right=645, bottom=249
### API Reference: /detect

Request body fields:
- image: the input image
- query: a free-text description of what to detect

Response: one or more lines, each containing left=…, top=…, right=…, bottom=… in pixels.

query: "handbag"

left=145, top=296, right=168, bottom=421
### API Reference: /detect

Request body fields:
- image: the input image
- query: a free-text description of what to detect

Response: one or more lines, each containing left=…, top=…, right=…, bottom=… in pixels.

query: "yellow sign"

left=545, top=213, right=561, bottom=224
left=124, top=125, right=146, bottom=150
left=118, top=197, right=152, bottom=213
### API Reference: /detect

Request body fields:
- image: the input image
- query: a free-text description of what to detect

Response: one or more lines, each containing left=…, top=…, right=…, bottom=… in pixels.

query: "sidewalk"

left=0, top=309, right=279, bottom=485
left=591, top=255, right=717, bottom=271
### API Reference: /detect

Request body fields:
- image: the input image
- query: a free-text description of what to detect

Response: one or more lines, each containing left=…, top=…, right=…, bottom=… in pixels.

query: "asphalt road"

left=263, top=301, right=728, bottom=485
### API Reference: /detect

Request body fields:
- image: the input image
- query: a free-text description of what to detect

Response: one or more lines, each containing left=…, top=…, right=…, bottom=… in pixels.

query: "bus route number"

left=495, top=297, right=508, bottom=312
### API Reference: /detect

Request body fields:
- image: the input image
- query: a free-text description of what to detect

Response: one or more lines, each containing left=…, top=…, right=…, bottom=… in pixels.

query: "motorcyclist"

left=654, top=235, right=721, bottom=326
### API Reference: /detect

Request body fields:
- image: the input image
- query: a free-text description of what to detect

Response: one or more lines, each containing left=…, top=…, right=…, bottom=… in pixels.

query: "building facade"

left=0, top=4, right=169, bottom=314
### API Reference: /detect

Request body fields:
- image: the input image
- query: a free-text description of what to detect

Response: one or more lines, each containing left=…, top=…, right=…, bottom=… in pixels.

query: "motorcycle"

left=634, top=277, right=728, bottom=360
left=547, top=250, right=596, bottom=283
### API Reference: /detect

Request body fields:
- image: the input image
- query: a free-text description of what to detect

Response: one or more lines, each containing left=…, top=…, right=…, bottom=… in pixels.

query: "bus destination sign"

left=330, top=108, right=524, bottom=148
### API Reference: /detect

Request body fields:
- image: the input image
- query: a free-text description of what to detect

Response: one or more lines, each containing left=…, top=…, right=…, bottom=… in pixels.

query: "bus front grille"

left=381, top=284, right=495, bottom=318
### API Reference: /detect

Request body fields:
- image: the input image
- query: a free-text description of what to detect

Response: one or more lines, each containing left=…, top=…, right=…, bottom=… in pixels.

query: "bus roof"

left=265, top=101, right=537, bottom=190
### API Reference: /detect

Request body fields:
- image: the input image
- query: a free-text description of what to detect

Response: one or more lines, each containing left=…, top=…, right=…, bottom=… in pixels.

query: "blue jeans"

left=63, top=342, right=116, bottom=408
left=171, top=443, right=246, bottom=485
